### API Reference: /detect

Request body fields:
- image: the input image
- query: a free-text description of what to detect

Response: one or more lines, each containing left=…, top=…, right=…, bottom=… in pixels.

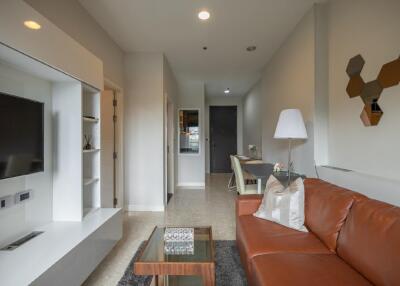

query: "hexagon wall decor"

left=346, top=54, right=400, bottom=126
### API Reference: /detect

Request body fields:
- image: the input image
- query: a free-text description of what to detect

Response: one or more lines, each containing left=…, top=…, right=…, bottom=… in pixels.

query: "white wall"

left=25, top=0, right=124, bottom=88
left=163, top=58, right=178, bottom=105
left=205, top=96, right=244, bottom=173
left=260, top=8, right=316, bottom=177
left=243, top=1, right=400, bottom=205
left=163, top=58, right=178, bottom=196
left=243, top=82, right=262, bottom=157
left=318, top=166, right=400, bottom=207
left=176, top=81, right=205, bottom=187
left=327, top=0, right=400, bottom=180
left=124, top=52, right=165, bottom=211
left=310, top=0, right=400, bottom=206
left=313, top=3, right=329, bottom=166
left=0, top=62, right=52, bottom=246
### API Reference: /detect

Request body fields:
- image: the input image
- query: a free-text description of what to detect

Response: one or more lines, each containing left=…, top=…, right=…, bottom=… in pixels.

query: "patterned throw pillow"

left=254, top=175, right=307, bottom=232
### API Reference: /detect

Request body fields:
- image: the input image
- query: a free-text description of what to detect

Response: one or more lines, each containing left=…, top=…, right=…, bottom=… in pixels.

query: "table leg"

left=154, top=275, right=159, bottom=286
left=257, top=178, right=262, bottom=194
left=203, top=271, right=215, bottom=286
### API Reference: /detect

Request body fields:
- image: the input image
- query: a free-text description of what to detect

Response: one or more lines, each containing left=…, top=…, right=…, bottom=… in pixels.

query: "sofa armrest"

left=236, top=195, right=263, bottom=217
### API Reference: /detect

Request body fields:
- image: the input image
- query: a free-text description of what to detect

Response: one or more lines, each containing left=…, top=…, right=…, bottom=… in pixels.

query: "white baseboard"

left=176, top=182, right=205, bottom=189
left=125, top=204, right=165, bottom=212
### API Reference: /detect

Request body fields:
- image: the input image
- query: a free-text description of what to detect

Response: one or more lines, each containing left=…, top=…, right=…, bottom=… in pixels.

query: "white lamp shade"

left=274, top=109, right=308, bottom=139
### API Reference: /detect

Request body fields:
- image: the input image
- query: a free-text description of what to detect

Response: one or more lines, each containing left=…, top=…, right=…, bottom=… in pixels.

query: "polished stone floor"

left=84, top=173, right=237, bottom=286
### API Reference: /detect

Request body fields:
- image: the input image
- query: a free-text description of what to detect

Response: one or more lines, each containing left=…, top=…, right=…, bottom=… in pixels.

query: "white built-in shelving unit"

left=82, top=85, right=101, bottom=217
left=52, top=83, right=102, bottom=221
left=0, top=2, right=122, bottom=285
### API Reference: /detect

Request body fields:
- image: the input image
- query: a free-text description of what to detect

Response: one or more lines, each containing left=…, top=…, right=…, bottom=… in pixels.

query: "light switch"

left=0, top=195, right=13, bottom=209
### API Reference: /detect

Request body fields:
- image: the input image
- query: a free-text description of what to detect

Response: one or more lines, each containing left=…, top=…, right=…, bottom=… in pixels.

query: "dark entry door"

left=210, top=106, right=237, bottom=173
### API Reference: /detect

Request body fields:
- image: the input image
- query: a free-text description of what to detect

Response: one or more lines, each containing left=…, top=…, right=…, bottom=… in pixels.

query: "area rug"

left=117, top=240, right=248, bottom=286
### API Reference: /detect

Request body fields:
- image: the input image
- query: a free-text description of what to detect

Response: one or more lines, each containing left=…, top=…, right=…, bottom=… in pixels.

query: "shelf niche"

left=83, top=116, right=99, bottom=123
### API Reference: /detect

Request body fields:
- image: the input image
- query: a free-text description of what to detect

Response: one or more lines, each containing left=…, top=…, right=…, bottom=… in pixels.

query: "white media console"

left=0, top=208, right=122, bottom=285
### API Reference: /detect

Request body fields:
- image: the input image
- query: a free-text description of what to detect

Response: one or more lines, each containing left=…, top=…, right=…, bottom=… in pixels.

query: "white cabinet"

left=52, top=82, right=83, bottom=221
left=52, top=83, right=103, bottom=221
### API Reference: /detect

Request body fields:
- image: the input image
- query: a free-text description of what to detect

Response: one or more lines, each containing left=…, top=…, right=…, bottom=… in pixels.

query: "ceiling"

left=79, top=0, right=317, bottom=97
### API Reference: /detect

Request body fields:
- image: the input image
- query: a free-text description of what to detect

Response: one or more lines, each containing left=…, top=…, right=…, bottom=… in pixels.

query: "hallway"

left=84, top=173, right=237, bottom=286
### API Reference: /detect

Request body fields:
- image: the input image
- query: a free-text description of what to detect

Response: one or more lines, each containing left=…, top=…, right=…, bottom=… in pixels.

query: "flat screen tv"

left=0, top=92, right=44, bottom=179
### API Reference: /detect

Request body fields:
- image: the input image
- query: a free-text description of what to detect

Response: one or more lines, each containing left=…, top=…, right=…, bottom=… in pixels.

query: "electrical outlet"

left=0, top=195, right=14, bottom=210
left=15, top=190, right=33, bottom=204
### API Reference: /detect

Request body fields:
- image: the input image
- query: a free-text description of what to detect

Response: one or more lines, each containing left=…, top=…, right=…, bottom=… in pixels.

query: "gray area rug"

left=117, top=240, right=248, bottom=286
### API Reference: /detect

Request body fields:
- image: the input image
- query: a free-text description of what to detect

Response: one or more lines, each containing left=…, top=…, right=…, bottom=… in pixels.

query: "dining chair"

left=230, top=155, right=258, bottom=195
left=228, top=155, right=258, bottom=191
left=228, top=155, right=237, bottom=191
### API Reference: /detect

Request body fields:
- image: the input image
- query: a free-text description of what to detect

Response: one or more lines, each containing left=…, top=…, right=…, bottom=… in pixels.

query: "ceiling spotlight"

left=24, top=20, right=41, bottom=30
left=198, top=10, right=210, bottom=20
left=224, top=88, right=230, bottom=94
left=246, top=46, right=257, bottom=52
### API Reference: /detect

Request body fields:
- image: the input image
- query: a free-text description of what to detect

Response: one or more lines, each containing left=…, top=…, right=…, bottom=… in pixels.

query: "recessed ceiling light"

left=198, top=10, right=210, bottom=20
left=24, top=20, right=41, bottom=30
left=224, top=88, right=230, bottom=94
left=246, top=46, right=257, bottom=52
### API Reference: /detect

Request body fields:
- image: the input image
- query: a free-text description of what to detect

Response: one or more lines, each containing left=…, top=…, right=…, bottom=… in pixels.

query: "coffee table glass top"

left=138, top=226, right=213, bottom=263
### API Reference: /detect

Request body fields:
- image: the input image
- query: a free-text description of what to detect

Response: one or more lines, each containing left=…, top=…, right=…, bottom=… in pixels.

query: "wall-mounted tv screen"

left=0, top=92, right=44, bottom=179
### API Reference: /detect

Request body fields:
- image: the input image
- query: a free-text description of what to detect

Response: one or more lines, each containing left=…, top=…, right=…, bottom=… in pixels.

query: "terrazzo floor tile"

left=83, top=173, right=237, bottom=286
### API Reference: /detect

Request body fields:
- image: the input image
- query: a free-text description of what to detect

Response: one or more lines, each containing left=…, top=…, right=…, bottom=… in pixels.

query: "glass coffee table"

left=134, top=226, right=215, bottom=286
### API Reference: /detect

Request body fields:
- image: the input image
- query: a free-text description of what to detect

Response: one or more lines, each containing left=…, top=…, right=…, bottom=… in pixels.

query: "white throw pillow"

left=254, top=175, right=308, bottom=232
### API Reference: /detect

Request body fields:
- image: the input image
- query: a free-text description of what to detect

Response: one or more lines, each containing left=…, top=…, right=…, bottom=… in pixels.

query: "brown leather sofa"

left=236, top=178, right=400, bottom=286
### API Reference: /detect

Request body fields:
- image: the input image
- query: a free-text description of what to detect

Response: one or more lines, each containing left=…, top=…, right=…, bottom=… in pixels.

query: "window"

left=179, top=109, right=200, bottom=154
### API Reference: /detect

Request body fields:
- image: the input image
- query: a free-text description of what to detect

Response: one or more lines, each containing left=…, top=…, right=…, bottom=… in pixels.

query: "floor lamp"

left=274, top=109, right=308, bottom=185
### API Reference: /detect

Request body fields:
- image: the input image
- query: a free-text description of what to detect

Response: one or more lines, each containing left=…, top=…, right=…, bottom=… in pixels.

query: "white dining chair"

left=230, top=155, right=258, bottom=195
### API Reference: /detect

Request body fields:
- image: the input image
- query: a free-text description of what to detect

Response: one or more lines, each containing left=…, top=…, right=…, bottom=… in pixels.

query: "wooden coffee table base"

left=134, top=261, right=215, bottom=286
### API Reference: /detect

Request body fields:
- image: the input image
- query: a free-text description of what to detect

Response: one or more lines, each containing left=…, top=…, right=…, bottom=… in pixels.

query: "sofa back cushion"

left=337, top=199, right=400, bottom=286
left=304, top=179, right=365, bottom=252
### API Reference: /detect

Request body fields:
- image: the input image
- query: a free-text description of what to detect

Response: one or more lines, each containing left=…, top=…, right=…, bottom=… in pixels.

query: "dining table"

left=242, top=162, right=305, bottom=194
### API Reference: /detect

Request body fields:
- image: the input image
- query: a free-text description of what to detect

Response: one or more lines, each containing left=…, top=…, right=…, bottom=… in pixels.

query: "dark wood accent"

left=346, top=74, right=364, bottom=98
left=360, top=102, right=383, bottom=126
left=377, top=58, right=400, bottom=88
left=346, top=54, right=400, bottom=126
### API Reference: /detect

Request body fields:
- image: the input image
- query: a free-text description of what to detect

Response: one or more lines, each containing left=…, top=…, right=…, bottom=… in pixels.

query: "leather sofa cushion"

left=251, top=253, right=372, bottom=286
left=236, top=194, right=263, bottom=217
left=236, top=215, right=331, bottom=277
left=337, top=199, right=400, bottom=286
left=304, top=179, right=366, bottom=252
